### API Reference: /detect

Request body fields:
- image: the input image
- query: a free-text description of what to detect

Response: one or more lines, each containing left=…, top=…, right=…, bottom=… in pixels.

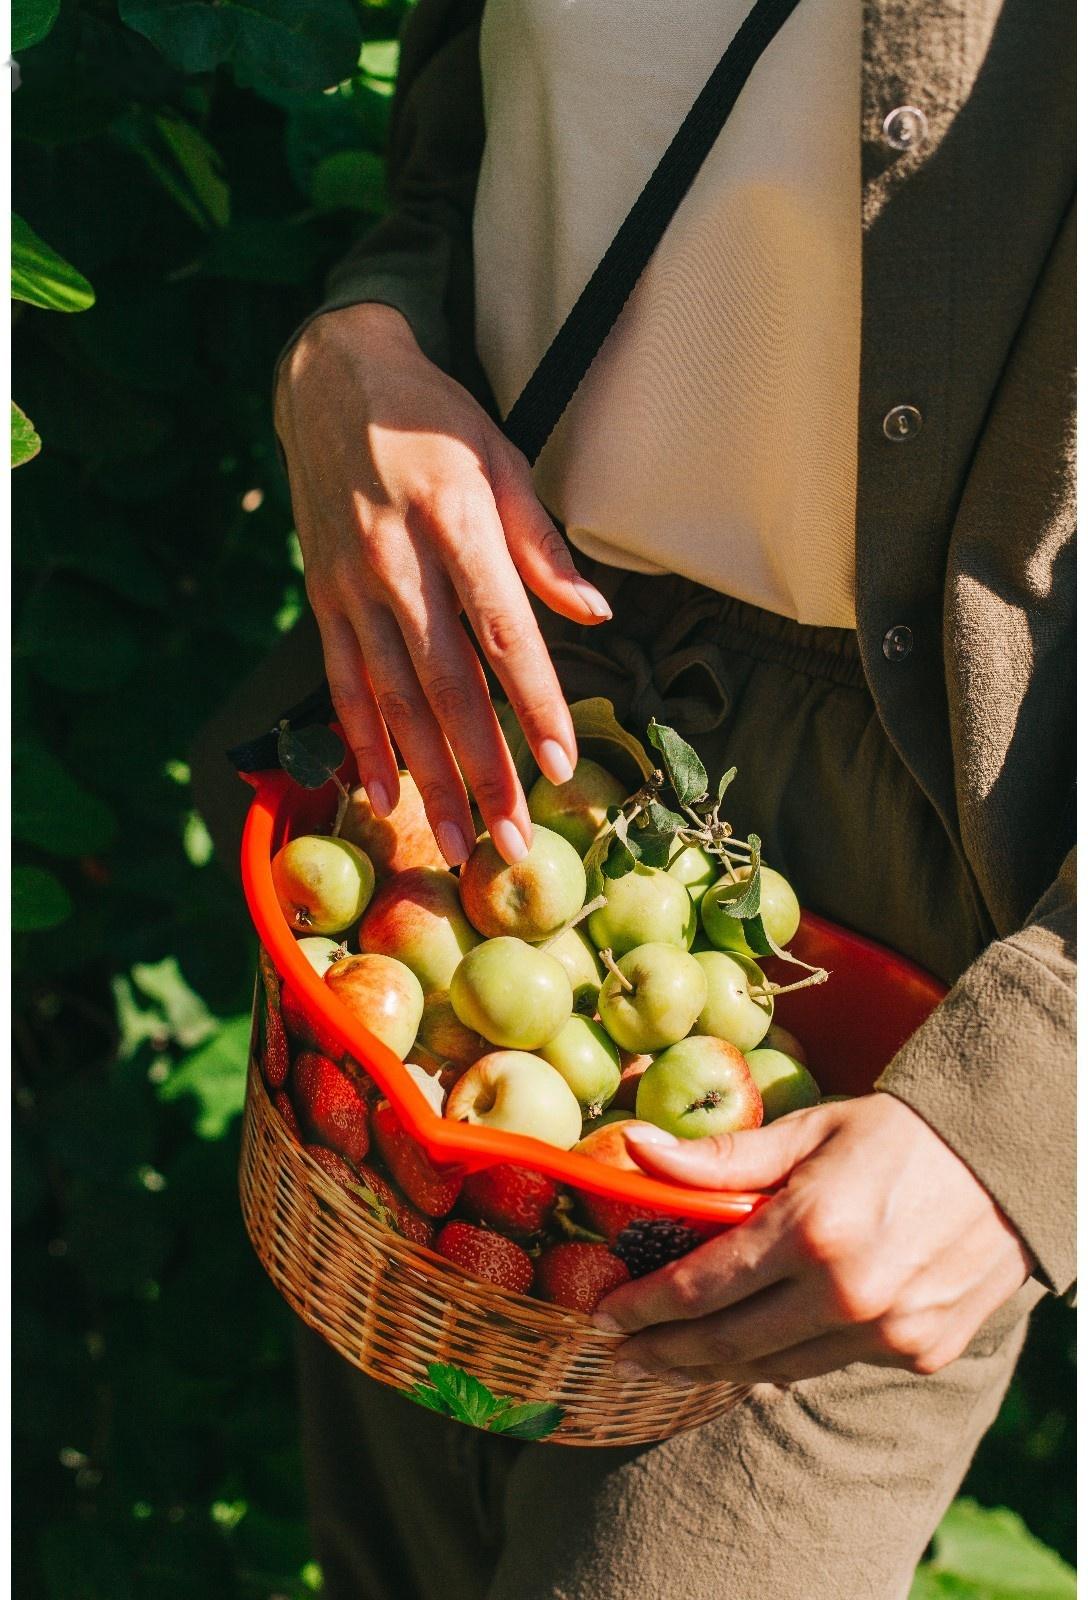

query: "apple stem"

left=750, top=968, right=830, bottom=1000
left=599, top=946, right=633, bottom=991
left=539, top=893, right=607, bottom=951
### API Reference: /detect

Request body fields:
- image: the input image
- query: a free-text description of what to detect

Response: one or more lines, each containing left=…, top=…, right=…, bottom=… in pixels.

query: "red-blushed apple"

left=572, top=1119, right=717, bottom=1244
left=612, top=1051, right=654, bottom=1110
left=586, top=864, right=696, bottom=957
left=544, top=925, right=604, bottom=1014
left=411, top=989, right=490, bottom=1072
left=597, top=942, right=707, bottom=1053
left=694, top=949, right=773, bottom=1052
left=538, top=1014, right=621, bottom=1116
left=527, top=757, right=627, bottom=856
left=763, top=1021, right=809, bottom=1064
left=324, top=952, right=425, bottom=1060
left=459, top=824, right=587, bottom=942
left=701, top=864, right=801, bottom=955
left=296, top=935, right=344, bottom=976
left=445, top=1050, right=584, bottom=1148
left=359, top=866, right=480, bottom=994
left=339, top=771, right=447, bottom=879
left=666, top=843, right=718, bottom=905
left=272, top=834, right=375, bottom=936
left=744, top=1047, right=822, bottom=1121
left=635, top=1035, right=763, bottom=1138
left=449, top=937, right=572, bottom=1050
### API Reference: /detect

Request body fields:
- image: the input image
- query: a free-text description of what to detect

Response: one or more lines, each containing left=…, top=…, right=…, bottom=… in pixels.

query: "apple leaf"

left=12, top=214, right=96, bottom=313
left=602, top=835, right=638, bottom=879
left=11, top=402, right=41, bottom=468
left=277, top=722, right=346, bottom=788
left=717, top=766, right=738, bottom=805
left=740, top=914, right=773, bottom=956
left=647, top=720, right=708, bottom=807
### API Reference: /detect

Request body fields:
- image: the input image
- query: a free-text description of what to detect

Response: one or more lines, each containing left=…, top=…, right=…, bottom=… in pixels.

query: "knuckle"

left=907, top=1344, right=948, bottom=1376
left=828, top=1266, right=887, bottom=1326
left=470, top=774, right=515, bottom=816
left=665, top=1269, right=707, bottom=1318
left=795, top=1200, right=855, bottom=1266
left=415, top=777, right=458, bottom=819
left=423, top=670, right=473, bottom=723
left=374, top=689, right=417, bottom=729
left=476, top=608, right=533, bottom=661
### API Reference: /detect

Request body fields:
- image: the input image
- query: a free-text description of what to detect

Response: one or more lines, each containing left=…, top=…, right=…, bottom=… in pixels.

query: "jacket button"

left=882, top=106, right=928, bottom=151
left=883, top=404, right=923, bottom=441
left=883, top=625, right=914, bottom=662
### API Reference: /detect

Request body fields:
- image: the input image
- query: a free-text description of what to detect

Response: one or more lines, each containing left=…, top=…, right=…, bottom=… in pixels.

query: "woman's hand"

left=594, top=1094, right=1032, bottom=1385
left=274, top=302, right=612, bottom=867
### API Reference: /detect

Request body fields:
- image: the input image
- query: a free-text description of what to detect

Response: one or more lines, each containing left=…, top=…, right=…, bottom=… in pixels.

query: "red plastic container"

left=240, top=761, right=948, bottom=1227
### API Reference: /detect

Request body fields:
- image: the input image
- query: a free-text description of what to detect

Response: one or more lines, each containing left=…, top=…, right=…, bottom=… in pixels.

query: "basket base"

left=239, top=1056, right=750, bottom=1447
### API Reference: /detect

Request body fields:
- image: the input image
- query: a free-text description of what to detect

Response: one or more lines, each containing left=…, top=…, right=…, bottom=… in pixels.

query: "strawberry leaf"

left=423, top=1363, right=505, bottom=1427
left=647, top=721, right=708, bottom=807
left=486, top=1401, right=566, bottom=1441
left=277, top=722, right=346, bottom=789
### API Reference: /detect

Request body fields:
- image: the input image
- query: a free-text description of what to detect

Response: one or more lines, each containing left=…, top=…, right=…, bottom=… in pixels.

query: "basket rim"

left=240, top=763, right=947, bottom=1224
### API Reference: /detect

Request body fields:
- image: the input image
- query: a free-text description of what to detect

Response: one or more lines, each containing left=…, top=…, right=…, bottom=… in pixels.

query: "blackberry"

left=613, top=1218, right=702, bottom=1278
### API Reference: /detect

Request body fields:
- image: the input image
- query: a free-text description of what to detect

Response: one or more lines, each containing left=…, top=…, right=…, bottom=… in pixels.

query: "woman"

left=194, top=2, right=1074, bottom=1594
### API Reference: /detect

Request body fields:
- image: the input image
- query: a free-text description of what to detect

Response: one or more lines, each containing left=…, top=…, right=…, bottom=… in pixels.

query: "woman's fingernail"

left=592, top=1312, right=621, bottom=1333
left=573, top=580, right=612, bottom=620
left=538, top=739, right=575, bottom=786
left=492, top=817, right=530, bottom=863
left=367, top=780, right=392, bottom=819
left=613, top=1360, right=649, bottom=1382
left=623, top=1125, right=678, bottom=1149
left=436, top=821, right=471, bottom=866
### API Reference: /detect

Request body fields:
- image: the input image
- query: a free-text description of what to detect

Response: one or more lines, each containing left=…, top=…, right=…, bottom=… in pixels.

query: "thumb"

left=623, top=1110, right=832, bottom=1191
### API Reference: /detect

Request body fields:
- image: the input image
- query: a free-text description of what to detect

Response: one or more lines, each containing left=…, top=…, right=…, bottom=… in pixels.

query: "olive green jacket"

left=289, top=0, right=1076, bottom=1293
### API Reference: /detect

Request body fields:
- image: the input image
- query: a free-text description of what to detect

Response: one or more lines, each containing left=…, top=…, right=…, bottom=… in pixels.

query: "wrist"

left=275, top=302, right=419, bottom=423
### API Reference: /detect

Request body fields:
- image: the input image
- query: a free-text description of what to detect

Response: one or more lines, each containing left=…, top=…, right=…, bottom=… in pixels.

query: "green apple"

left=701, top=865, right=801, bottom=955
left=359, top=866, right=480, bottom=994
left=459, top=824, right=587, bottom=942
left=527, top=757, right=627, bottom=856
left=324, top=952, right=425, bottom=1060
left=272, top=834, right=375, bottom=936
left=449, top=937, right=572, bottom=1050
left=445, top=1050, right=583, bottom=1148
left=636, top=1036, right=764, bottom=1138
left=296, top=936, right=344, bottom=976
left=538, top=1015, right=621, bottom=1116
left=693, top=950, right=773, bottom=1052
left=763, top=1021, right=808, bottom=1064
left=666, top=843, right=718, bottom=905
left=744, top=1047, right=821, bottom=1122
left=598, top=942, right=707, bottom=1053
left=545, top=925, right=604, bottom=1013
left=586, top=865, right=696, bottom=957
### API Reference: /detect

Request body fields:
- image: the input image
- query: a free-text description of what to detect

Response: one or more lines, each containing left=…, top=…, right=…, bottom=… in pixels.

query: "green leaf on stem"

left=405, top=1363, right=565, bottom=1439
left=647, top=720, right=708, bottom=807
left=11, top=402, right=42, bottom=468
left=602, top=835, right=638, bottom=879
left=708, top=835, right=763, bottom=921
left=717, top=766, right=738, bottom=805
left=11, top=215, right=95, bottom=313
left=277, top=723, right=346, bottom=789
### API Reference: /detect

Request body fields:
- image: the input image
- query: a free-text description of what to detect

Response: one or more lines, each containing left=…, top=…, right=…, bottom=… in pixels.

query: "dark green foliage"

left=10, top=2, right=1074, bottom=1594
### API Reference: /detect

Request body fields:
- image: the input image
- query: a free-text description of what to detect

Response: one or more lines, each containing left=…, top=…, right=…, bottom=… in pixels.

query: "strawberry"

left=273, top=1090, right=302, bottom=1141
left=534, top=1242, right=631, bottom=1312
left=577, top=1191, right=667, bottom=1246
left=355, top=1162, right=436, bottom=1249
left=460, top=1164, right=558, bottom=1239
left=371, top=1101, right=462, bottom=1217
left=281, top=984, right=348, bottom=1061
left=305, top=1144, right=361, bottom=1193
left=258, top=948, right=290, bottom=1089
left=434, top=1220, right=533, bottom=1295
left=293, top=1052, right=370, bottom=1165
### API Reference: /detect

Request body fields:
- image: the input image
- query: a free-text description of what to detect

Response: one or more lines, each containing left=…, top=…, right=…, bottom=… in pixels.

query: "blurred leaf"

left=17, top=580, right=141, bottom=693
left=119, top=0, right=364, bottom=94
left=11, top=213, right=96, bottom=312
left=131, top=956, right=219, bottom=1048
left=198, top=216, right=327, bottom=284
left=310, top=148, right=385, bottom=212
left=11, top=401, right=41, bottom=467
left=12, top=739, right=118, bottom=856
left=912, top=1501, right=1077, bottom=1598
left=157, top=1014, right=251, bottom=1138
left=113, top=107, right=230, bottom=230
left=12, top=863, right=72, bottom=930
left=357, top=38, right=398, bottom=82
left=12, top=0, right=60, bottom=52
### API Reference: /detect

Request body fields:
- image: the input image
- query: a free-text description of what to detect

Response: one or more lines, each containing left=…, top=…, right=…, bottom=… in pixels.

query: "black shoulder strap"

left=230, top=0, right=804, bottom=772
left=503, top=0, right=804, bottom=466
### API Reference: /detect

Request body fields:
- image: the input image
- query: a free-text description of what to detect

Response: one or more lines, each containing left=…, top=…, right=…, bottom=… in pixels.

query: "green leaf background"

left=9, top=2, right=1075, bottom=1596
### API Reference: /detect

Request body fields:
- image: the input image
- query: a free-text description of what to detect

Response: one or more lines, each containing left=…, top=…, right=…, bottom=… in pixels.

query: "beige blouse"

left=473, top=0, right=862, bottom=627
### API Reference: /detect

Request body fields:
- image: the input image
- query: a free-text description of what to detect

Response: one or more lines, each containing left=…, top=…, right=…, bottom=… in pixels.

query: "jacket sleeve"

left=876, top=846, right=1076, bottom=1296
left=278, top=0, right=489, bottom=398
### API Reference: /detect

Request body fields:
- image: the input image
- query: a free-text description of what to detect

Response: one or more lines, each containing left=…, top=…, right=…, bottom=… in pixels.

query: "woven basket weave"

left=239, top=1046, right=750, bottom=1448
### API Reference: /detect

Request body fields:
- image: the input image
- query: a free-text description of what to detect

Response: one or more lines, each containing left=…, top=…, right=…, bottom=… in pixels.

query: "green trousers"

left=192, top=570, right=1039, bottom=1600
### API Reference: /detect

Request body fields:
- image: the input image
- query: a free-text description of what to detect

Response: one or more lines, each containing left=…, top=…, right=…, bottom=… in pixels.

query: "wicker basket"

left=239, top=1041, right=751, bottom=1447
